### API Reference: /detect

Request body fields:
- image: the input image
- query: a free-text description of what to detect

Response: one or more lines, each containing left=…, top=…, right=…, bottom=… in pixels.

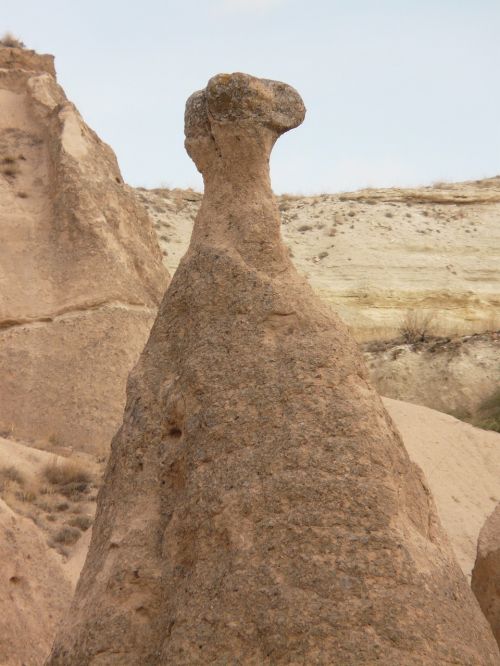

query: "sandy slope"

left=384, top=398, right=500, bottom=579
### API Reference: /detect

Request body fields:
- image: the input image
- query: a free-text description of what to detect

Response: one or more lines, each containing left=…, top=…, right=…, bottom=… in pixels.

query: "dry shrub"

left=43, top=457, right=92, bottom=486
left=53, top=526, right=81, bottom=545
left=68, top=515, right=93, bottom=531
left=0, top=32, right=25, bottom=48
left=2, top=166, right=18, bottom=178
left=472, top=389, right=500, bottom=433
left=0, top=466, right=25, bottom=488
left=399, top=310, right=435, bottom=344
left=15, top=487, right=37, bottom=502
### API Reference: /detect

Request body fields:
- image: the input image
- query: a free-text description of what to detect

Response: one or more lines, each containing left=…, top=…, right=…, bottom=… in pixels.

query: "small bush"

left=0, top=33, right=25, bottom=49
left=15, top=487, right=37, bottom=502
left=472, top=389, right=500, bottom=433
left=59, top=481, right=90, bottom=499
left=17, top=191, right=28, bottom=199
left=399, top=310, right=435, bottom=344
left=0, top=466, right=25, bottom=487
left=53, top=526, right=81, bottom=545
left=68, top=515, right=93, bottom=531
left=2, top=166, right=17, bottom=178
left=298, top=224, right=312, bottom=233
left=43, top=458, right=92, bottom=486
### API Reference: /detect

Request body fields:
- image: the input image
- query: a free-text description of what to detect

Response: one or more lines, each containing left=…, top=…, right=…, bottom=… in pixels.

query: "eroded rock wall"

left=0, top=46, right=169, bottom=454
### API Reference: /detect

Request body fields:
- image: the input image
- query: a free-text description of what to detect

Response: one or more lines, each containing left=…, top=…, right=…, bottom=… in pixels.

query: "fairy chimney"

left=47, top=73, right=500, bottom=664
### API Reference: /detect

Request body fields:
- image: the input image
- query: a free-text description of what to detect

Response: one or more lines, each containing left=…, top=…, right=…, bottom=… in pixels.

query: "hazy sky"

left=4, top=0, right=500, bottom=193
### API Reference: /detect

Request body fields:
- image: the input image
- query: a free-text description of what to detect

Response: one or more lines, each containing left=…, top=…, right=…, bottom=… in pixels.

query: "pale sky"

left=4, top=0, right=500, bottom=193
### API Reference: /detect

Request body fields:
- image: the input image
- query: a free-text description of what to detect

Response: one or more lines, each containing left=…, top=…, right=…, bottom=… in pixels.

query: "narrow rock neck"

left=189, top=132, right=291, bottom=274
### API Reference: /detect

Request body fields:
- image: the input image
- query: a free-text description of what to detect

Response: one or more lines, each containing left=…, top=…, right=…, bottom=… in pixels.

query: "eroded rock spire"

left=48, top=73, right=499, bottom=665
left=185, top=73, right=304, bottom=272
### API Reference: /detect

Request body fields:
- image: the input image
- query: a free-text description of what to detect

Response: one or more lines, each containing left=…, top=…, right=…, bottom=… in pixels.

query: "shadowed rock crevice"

left=48, top=73, right=499, bottom=665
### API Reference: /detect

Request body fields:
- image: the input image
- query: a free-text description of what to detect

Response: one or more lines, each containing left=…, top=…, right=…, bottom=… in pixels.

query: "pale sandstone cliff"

left=48, top=73, right=499, bottom=665
left=0, top=46, right=169, bottom=455
left=139, top=177, right=500, bottom=342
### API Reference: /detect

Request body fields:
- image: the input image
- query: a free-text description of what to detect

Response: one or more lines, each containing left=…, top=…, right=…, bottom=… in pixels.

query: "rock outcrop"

left=48, top=73, right=499, bottom=664
left=0, top=498, right=72, bottom=666
left=472, top=504, right=500, bottom=649
left=366, top=331, right=500, bottom=424
left=0, top=45, right=169, bottom=455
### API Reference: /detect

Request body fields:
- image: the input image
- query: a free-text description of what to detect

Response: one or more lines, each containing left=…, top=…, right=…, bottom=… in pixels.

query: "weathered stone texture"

left=47, top=73, right=499, bottom=664
left=0, top=47, right=169, bottom=454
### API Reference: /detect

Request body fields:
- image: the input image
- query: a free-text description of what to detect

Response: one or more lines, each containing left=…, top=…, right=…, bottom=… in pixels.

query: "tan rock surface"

left=0, top=46, right=169, bottom=455
left=27, top=397, right=498, bottom=595
left=472, top=504, right=500, bottom=649
left=0, top=498, right=72, bottom=666
left=48, top=73, right=498, bottom=665
left=142, top=178, right=500, bottom=342
left=0, top=435, right=99, bottom=664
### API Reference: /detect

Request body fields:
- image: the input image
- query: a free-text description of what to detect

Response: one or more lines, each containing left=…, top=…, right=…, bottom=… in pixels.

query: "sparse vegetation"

left=471, top=389, right=500, bottom=433
left=2, top=166, right=18, bottom=178
left=0, top=465, right=25, bottom=490
left=53, top=525, right=81, bottom=545
left=398, top=310, right=435, bottom=344
left=43, top=457, right=92, bottom=487
left=0, top=32, right=25, bottom=49
left=15, top=487, right=37, bottom=502
left=68, top=515, right=92, bottom=531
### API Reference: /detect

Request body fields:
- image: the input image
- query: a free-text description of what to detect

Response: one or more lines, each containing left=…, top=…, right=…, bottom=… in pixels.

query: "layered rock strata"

left=142, top=176, right=500, bottom=342
left=48, top=73, right=499, bottom=664
left=0, top=46, right=169, bottom=454
left=472, top=504, right=500, bottom=649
